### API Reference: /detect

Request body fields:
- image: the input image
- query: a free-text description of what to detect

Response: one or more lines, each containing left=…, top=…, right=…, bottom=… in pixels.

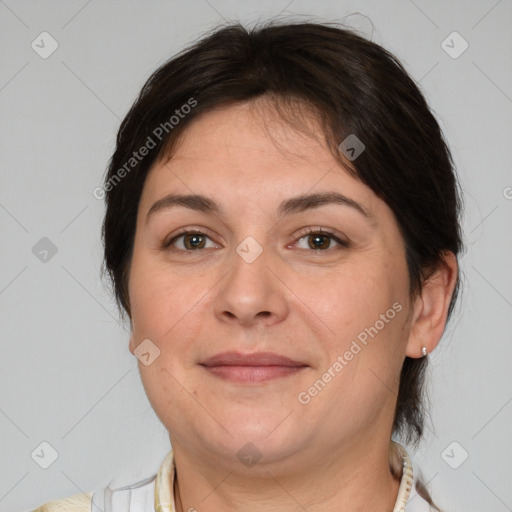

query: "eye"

left=164, top=230, right=217, bottom=251
left=162, top=227, right=349, bottom=252
left=293, top=228, right=349, bottom=251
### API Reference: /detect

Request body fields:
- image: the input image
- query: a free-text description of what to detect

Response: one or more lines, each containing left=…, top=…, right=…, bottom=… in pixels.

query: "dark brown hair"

left=101, top=20, right=462, bottom=507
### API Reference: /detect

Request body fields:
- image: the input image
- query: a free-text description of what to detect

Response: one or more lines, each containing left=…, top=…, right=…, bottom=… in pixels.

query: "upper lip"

left=200, top=351, right=308, bottom=367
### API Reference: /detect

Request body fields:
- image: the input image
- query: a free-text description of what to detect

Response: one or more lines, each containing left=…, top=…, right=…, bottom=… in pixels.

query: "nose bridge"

left=229, top=233, right=273, bottom=300
left=213, top=232, right=288, bottom=326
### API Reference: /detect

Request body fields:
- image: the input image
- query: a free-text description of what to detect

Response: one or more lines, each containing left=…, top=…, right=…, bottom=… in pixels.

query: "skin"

left=127, top=99, right=458, bottom=512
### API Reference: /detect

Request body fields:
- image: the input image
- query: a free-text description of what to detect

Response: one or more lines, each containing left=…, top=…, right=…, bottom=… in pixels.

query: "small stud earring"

left=421, top=346, right=427, bottom=357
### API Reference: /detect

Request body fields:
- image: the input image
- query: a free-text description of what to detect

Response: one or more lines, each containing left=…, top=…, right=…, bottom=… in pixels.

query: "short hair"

left=101, top=20, right=463, bottom=450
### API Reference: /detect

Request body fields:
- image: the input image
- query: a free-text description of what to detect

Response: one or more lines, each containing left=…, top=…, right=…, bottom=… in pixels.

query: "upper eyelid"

left=165, top=226, right=218, bottom=245
left=294, top=228, right=348, bottom=248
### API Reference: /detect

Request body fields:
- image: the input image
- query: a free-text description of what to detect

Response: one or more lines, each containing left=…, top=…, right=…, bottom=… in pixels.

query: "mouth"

left=199, top=351, right=309, bottom=384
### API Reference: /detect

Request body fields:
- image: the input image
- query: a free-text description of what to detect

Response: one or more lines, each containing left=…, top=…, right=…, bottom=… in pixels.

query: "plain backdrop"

left=1, top=1, right=511, bottom=511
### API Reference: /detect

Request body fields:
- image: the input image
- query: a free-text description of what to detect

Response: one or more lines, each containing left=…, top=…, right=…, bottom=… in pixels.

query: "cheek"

left=128, top=258, right=221, bottom=416
left=129, top=252, right=207, bottom=337
left=295, top=260, right=404, bottom=341
left=294, top=257, right=410, bottom=409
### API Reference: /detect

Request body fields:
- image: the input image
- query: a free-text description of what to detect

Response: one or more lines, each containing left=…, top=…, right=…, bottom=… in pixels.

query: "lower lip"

left=202, top=365, right=307, bottom=383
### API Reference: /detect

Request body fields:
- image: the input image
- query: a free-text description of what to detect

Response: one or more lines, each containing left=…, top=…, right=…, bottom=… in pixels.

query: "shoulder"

left=30, top=451, right=172, bottom=512
left=31, top=492, right=93, bottom=512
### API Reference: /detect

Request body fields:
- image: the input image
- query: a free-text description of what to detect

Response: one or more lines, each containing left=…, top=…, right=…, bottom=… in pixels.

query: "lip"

left=200, top=351, right=309, bottom=384
left=201, top=351, right=307, bottom=367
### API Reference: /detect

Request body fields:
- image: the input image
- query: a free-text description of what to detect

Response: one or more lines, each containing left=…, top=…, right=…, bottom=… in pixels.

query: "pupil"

left=311, top=234, right=328, bottom=249
left=187, top=234, right=204, bottom=249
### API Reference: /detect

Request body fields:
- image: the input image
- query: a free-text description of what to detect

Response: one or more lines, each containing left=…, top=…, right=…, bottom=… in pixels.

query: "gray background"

left=1, top=1, right=511, bottom=511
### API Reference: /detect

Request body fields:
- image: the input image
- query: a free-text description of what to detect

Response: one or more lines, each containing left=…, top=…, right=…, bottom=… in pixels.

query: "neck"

left=172, top=439, right=401, bottom=512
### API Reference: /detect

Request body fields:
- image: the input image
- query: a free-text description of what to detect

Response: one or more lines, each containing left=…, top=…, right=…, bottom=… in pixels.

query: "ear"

left=405, top=251, right=458, bottom=358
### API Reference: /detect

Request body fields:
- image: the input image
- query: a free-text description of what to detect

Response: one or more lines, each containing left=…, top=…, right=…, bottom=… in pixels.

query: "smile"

left=199, top=351, right=309, bottom=384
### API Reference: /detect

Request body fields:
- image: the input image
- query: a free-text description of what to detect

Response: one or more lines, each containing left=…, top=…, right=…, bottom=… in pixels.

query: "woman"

left=34, top=20, right=461, bottom=512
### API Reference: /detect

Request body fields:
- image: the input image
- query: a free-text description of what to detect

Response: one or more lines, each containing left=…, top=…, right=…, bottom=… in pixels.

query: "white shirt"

left=90, top=444, right=433, bottom=512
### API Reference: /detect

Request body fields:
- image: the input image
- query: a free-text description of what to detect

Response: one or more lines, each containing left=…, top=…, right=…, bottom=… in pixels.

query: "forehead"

left=163, top=101, right=332, bottom=172
left=141, top=101, right=376, bottom=210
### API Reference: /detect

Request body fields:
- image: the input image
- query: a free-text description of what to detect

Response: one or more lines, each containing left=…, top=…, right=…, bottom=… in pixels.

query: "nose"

left=213, top=239, right=290, bottom=328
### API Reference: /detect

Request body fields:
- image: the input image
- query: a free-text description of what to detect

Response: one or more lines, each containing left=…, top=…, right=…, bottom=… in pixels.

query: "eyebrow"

left=146, top=191, right=371, bottom=223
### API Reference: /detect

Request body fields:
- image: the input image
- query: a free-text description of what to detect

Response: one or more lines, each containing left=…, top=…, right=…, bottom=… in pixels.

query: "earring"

left=421, top=346, right=427, bottom=357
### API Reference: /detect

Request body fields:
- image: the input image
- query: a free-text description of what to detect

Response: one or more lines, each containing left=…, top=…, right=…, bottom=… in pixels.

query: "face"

left=128, top=100, right=414, bottom=472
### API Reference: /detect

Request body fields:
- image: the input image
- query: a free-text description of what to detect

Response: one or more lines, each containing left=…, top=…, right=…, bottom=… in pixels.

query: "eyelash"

left=162, top=227, right=349, bottom=252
